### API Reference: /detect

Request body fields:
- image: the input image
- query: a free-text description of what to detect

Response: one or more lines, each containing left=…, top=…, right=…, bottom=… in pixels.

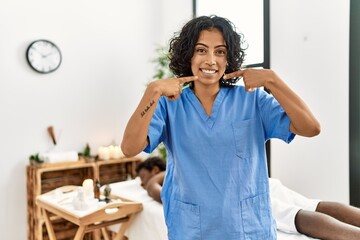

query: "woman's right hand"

left=149, top=76, right=198, bottom=100
left=121, top=75, right=198, bottom=157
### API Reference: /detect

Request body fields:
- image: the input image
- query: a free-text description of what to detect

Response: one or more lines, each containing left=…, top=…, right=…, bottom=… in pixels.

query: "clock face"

left=26, top=40, right=62, bottom=74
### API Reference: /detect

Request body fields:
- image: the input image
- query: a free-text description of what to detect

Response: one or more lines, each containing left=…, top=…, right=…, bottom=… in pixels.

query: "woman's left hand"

left=223, top=68, right=275, bottom=92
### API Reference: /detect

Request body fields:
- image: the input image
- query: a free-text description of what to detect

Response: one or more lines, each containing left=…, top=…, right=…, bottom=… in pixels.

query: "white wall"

left=0, top=0, right=192, bottom=239
left=270, top=0, right=350, bottom=203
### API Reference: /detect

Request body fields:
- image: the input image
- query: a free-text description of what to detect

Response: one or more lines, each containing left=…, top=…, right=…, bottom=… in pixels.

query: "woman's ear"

left=152, top=166, right=160, bottom=174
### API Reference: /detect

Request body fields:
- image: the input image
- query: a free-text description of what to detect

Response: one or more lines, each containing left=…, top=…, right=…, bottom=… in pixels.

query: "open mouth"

left=201, top=68, right=217, bottom=74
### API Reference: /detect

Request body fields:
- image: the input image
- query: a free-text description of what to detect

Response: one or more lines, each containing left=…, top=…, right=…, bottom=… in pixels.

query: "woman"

left=121, top=15, right=320, bottom=240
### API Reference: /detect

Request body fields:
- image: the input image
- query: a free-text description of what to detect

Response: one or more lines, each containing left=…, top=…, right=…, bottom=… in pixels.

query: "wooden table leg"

left=93, top=229, right=101, bottom=240
left=101, top=228, right=111, bottom=240
left=42, top=209, right=56, bottom=240
left=74, top=225, right=87, bottom=240
left=36, top=220, right=44, bottom=240
left=113, top=214, right=135, bottom=240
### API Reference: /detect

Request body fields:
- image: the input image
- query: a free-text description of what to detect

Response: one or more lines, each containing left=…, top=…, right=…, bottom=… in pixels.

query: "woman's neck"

left=193, top=83, right=220, bottom=116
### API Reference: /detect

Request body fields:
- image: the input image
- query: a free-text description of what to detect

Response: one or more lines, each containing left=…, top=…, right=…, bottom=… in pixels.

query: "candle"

left=112, top=145, right=121, bottom=159
left=82, top=179, right=94, bottom=199
left=108, top=145, right=115, bottom=159
left=98, top=147, right=104, bottom=159
left=102, top=147, right=110, bottom=160
left=98, top=146, right=110, bottom=160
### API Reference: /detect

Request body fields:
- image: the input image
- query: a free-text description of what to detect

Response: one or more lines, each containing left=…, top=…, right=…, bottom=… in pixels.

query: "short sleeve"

left=257, top=90, right=296, bottom=143
left=143, top=97, right=167, bottom=153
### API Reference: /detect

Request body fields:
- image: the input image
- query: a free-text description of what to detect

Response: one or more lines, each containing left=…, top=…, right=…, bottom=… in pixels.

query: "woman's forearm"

left=265, top=71, right=320, bottom=137
left=121, top=83, right=162, bottom=157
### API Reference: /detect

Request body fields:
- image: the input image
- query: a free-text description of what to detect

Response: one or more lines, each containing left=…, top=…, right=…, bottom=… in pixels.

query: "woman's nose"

left=205, top=53, right=216, bottom=66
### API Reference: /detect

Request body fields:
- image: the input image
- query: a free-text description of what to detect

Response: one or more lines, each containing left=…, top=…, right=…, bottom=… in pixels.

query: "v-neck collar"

left=185, top=87, right=229, bottom=129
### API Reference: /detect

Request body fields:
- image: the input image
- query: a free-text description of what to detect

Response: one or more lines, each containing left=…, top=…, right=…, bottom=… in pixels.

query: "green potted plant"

left=151, top=45, right=175, bottom=80
left=79, top=143, right=95, bottom=162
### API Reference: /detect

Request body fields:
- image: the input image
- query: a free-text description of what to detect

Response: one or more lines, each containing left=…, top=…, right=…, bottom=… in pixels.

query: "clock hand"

left=43, top=50, right=57, bottom=58
left=32, top=48, right=48, bottom=58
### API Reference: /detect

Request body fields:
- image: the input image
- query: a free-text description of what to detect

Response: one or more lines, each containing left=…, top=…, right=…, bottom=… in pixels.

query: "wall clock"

left=26, top=39, right=62, bottom=74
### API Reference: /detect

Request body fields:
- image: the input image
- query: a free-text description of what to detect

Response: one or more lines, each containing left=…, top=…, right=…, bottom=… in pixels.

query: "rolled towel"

left=39, top=151, right=79, bottom=163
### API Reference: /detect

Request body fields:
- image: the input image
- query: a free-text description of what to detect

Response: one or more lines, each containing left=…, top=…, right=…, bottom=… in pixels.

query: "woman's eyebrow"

left=195, top=43, right=208, bottom=47
left=195, top=43, right=227, bottom=48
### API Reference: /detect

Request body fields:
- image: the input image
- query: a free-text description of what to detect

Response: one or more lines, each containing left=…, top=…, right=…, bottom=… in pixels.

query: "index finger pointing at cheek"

left=223, top=70, right=244, bottom=80
left=179, top=76, right=198, bottom=84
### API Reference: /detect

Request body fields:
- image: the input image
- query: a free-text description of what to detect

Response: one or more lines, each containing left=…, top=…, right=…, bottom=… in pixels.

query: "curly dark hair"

left=168, top=15, right=246, bottom=87
left=136, top=156, right=166, bottom=173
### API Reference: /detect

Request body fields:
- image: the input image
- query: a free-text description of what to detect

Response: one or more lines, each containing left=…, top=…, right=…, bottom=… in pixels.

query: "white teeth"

left=202, top=69, right=216, bottom=74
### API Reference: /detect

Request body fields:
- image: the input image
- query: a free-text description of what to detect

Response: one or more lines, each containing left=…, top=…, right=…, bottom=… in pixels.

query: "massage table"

left=108, top=178, right=317, bottom=240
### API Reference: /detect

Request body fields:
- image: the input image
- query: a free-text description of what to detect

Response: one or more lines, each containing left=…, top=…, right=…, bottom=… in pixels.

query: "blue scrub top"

left=144, top=86, right=295, bottom=240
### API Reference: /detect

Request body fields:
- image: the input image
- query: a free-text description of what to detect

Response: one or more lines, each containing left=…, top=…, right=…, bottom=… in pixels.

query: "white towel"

left=39, top=151, right=79, bottom=163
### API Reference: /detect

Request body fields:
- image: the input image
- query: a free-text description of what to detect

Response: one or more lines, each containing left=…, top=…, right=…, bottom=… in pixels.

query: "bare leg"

left=295, top=209, right=360, bottom=240
left=316, top=201, right=360, bottom=228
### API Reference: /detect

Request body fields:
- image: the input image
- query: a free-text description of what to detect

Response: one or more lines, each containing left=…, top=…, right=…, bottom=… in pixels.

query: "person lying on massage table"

left=136, top=156, right=360, bottom=240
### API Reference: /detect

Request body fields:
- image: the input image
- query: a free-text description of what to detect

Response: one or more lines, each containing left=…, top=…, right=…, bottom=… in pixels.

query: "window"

left=194, top=0, right=268, bottom=68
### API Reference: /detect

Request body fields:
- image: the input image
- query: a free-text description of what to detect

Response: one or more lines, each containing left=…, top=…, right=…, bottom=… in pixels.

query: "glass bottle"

left=94, top=179, right=101, bottom=199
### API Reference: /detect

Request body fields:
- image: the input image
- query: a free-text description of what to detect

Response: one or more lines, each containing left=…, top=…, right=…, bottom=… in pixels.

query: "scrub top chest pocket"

left=232, top=119, right=260, bottom=159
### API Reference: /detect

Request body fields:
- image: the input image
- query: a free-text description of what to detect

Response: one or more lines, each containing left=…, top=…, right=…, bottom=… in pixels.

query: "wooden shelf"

left=27, top=157, right=142, bottom=240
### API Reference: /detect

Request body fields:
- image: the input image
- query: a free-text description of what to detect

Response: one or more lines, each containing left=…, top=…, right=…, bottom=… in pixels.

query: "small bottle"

left=104, top=184, right=112, bottom=203
left=94, top=179, right=101, bottom=199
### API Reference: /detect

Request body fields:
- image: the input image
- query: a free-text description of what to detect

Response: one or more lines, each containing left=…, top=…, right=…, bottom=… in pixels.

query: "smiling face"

left=191, top=28, right=227, bottom=88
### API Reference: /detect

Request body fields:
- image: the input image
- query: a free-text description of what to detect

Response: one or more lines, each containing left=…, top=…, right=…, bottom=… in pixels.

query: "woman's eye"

left=216, top=49, right=226, bottom=55
left=195, top=48, right=206, bottom=53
